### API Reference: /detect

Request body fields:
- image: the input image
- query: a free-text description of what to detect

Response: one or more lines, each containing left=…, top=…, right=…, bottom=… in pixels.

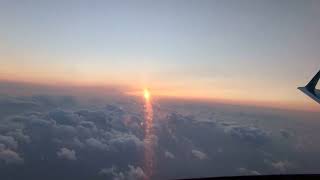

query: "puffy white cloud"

left=223, top=125, right=269, bottom=145
left=72, top=138, right=85, bottom=148
left=123, top=165, right=146, bottom=180
left=112, top=165, right=146, bottom=180
left=164, top=150, right=175, bottom=159
left=85, top=138, right=108, bottom=150
left=0, top=116, right=26, bottom=133
left=0, top=94, right=315, bottom=179
left=191, top=149, right=208, bottom=160
left=57, top=147, right=77, bottom=160
left=48, top=110, right=80, bottom=125
left=0, top=135, right=18, bottom=150
left=6, top=130, right=31, bottom=144
left=53, top=124, right=77, bottom=138
left=27, top=117, right=53, bottom=128
left=270, top=160, right=293, bottom=172
left=99, top=166, right=117, bottom=176
left=0, top=148, right=23, bottom=164
left=99, top=165, right=146, bottom=180
left=109, top=132, right=144, bottom=153
left=79, top=121, right=97, bottom=130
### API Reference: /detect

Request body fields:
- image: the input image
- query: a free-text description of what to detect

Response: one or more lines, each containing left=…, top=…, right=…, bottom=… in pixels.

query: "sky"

left=0, top=0, right=320, bottom=111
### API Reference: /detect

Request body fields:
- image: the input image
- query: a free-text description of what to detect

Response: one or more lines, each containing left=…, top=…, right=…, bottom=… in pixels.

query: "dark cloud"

left=0, top=135, right=18, bottom=150
left=120, top=165, right=146, bottom=180
left=103, top=165, right=146, bottom=180
left=57, top=147, right=77, bottom=161
left=108, top=132, right=144, bottom=153
left=164, top=150, right=175, bottom=159
left=6, top=129, right=30, bottom=144
left=264, top=159, right=294, bottom=173
left=99, top=166, right=117, bottom=176
left=237, top=168, right=261, bottom=175
left=223, top=125, right=270, bottom=146
left=0, top=94, right=318, bottom=179
left=279, top=129, right=292, bottom=139
left=85, top=138, right=109, bottom=151
left=76, top=110, right=109, bottom=128
left=0, top=96, right=40, bottom=116
left=191, top=149, right=208, bottom=160
left=0, top=148, right=23, bottom=164
left=47, top=110, right=80, bottom=126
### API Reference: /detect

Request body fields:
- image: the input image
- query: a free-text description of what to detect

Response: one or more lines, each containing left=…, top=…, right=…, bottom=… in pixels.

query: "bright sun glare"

left=144, top=89, right=151, bottom=100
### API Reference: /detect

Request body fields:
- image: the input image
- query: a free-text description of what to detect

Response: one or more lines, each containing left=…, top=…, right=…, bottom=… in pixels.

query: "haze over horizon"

left=1, top=0, right=320, bottom=111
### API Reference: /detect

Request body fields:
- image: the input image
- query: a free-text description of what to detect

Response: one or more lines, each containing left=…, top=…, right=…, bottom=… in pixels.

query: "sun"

left=144, top=89, right=151, bottom=101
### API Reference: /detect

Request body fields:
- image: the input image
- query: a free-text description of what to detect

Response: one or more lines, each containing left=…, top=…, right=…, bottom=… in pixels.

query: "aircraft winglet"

left=298, top=69, right=320, bottom=104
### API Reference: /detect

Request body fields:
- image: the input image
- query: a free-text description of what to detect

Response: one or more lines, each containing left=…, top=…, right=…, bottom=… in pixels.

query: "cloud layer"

left=0, top=94, right=319, bottom=179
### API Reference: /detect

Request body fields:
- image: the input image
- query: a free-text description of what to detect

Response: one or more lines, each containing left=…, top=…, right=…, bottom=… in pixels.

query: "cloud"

left=99, top=165, right=146, bottom=180
left=0, top=148, right=23, bottom=164
left=237, top=168, right=261, bottom=175
left=76, top=110, right=108, bottom=127
left=6, top=130, right=31, bottom=144
left=57, top=147, right=77, bottom=161
left=108, top=132, right=144, bottom=153
left=191, top=149, right=208, bottom=160
left=166, top=113, right=195, bottom=125
left=99, top=166, right=117, bottom=176
left=53, top=124, right=77, bottom=139
left=122, top=165, right=146, bottom=180
left=280, top=129, right=292, bottom=139
left=85, top=138, right=108, bottom=150
left=223, top=125, right=269, bottom=146
left=31, top=95, right=76, bottom=108
left=0, top=144, right=5, bottom=150
left=47, top=110, right=79, bottom=125
left=112, top=165, right=146, bottom=180
left=79, top=121, right=97, bottom=130
left=164, top=150, right=175, bottom=159
left=270, top=160, right=293, bottom=173
left=27, top=117, right=53, bottom=128
left=0, top=95, right=146, bottom=177
left=0, top=94, right=313, bottom=179
left=0, top=135, right=18, bottom=150
left=0, top=96, right=40, bottom=114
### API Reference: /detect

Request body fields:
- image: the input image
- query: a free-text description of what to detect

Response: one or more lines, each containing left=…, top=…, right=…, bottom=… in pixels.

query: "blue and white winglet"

left=298, top=69, right=320, bottom=104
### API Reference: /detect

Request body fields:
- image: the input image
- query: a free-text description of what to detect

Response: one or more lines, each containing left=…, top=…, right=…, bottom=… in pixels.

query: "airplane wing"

left=298, top=69, right=320, bottom=104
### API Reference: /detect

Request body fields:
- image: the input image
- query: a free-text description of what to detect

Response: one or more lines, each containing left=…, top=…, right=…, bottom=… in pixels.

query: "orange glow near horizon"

left=124, top=88, right=320, bottom=113
left=0, top=55, right=315, bottom=112
left=0, top=71, right=319, bottom=113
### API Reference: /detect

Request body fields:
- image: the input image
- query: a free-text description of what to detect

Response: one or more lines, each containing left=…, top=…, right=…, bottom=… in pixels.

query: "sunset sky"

left=1, top=0, right=320, bottom=111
